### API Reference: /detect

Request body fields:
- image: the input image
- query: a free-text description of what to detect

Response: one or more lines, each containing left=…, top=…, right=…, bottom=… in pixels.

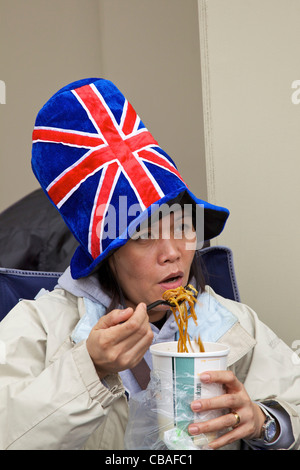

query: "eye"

left=173, top=217, right=195, bottom=240
left=131, top=229, right=151, bottom=241
left=175, top=220, right=192, bottom=233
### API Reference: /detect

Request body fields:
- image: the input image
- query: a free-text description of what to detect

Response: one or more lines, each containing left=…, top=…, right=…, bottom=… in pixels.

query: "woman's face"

left=109, top=209, right=196, bottom=321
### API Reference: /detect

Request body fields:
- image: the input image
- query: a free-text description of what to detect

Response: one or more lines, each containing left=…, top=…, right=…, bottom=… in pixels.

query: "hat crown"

left=32, top=78, right=197, bottom=277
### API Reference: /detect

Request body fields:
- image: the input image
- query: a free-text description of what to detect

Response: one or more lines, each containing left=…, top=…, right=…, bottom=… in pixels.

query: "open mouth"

left=163, top=275, right=182, bottom=283
left=159, top=272, right=184, bottom=290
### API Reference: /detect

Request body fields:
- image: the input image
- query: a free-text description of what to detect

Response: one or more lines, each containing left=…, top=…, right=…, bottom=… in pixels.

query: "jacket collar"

left=60, top=262, right=256, bottom=368
left=71, top=285, right=256, bottom=369
left=187, top=290, right=256, bottom=367
left=217, top=321, right=256, bottom=367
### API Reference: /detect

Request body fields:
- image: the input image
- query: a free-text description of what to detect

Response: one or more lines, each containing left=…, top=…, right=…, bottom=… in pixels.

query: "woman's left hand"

left=188, top=370, right=266, bottom=449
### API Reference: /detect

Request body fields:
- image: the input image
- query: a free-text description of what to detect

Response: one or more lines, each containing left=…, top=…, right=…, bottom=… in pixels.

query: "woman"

left=0, top=78, right=299, bottom=450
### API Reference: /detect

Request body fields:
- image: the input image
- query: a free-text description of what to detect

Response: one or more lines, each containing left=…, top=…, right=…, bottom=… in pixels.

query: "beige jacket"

left=0, top=287, right=299, bottom=450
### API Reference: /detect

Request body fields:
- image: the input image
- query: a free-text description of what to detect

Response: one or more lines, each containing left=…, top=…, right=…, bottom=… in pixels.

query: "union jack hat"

left=32, top=78, right=229, bottom=279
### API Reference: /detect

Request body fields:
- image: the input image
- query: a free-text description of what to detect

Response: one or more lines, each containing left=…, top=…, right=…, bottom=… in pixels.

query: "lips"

left=159, top=271, right=184, bottom=290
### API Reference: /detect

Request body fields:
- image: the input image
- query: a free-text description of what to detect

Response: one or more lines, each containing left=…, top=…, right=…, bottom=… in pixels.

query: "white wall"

left=97, top=0, right=207, bottom=199
left=0, top=0, right=102, bottom=212
left=198, top=0, right=300, bottom=346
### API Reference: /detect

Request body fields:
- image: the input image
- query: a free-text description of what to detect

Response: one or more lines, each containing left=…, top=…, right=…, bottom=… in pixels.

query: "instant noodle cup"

left=150, top=341, right=230, bottom=447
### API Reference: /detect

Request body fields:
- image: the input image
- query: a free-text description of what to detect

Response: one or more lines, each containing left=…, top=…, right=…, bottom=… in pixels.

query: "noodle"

left=162, top=285, right=205, bottom=353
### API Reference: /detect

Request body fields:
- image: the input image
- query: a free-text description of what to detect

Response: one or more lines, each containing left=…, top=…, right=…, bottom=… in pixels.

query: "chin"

left=148, top=309, right=169, bottom=322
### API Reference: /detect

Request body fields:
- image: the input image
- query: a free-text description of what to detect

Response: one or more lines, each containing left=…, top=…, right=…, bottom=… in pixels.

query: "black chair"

left=199, top=246, right=240, bottom=302
left=0, top=246, right=240, bottom=322
left=0, top=269, right=60, bottom=321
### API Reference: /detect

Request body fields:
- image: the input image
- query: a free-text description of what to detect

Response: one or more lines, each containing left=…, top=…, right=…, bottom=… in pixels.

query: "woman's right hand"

left=86, top=303, right=154, bottom=379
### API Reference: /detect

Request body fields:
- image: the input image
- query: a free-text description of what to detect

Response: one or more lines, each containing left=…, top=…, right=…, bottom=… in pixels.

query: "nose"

left=157, top=237, right=181, bottom=265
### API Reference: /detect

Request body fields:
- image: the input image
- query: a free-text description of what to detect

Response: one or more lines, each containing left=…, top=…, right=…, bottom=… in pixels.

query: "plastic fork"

left=146, top=284, right=192, bottom=311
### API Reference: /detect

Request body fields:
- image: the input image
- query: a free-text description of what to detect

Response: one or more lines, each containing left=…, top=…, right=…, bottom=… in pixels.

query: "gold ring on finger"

left=232, top=411, right=240, bottom=428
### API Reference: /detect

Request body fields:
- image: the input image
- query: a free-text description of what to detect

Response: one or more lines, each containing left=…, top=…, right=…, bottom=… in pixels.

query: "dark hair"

left=96, top=251, right=206, bottom=313
left=96, top=259, right=121, bottom=312
left=190, top=252, right=207, bottom=293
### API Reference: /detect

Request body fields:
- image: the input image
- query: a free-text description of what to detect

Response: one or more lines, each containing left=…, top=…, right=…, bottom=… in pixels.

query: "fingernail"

left=188, top=425, right=199, bottom=435
left=191, top=401, right=202, bottom=412
left=200, top=373, right=211, bottom=383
